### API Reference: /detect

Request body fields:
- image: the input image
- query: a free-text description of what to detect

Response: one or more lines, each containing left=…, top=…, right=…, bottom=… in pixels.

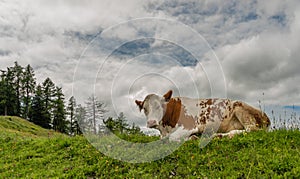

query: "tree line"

left=0, top=62, right=142, bottom=136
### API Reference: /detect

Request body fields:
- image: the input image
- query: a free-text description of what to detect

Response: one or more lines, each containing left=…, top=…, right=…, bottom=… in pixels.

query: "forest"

left=0, top=62, right=141, bottom=136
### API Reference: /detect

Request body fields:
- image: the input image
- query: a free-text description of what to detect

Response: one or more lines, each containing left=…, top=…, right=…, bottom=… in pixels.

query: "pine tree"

left=103, top=113, right=128, bottom=134
left=73, top=120, right=82, bottom=135
left=67, top=96, right=76, bottom=135
left=8, top=61, right=24, bottom=116
left=30, top=85, right=50, bottom=128
left=102, top=117, right=114, bottom=134
left=0, top=70, right=8, bottom=116
left=3, top=67, right=18, bottom=116
left=52, top=87, right=67, bottom=133
left=42, top=77, right=55, bottom=126
left=116, top=112, right=129, bottom=133
left=21, top=64, right=36, bottom=119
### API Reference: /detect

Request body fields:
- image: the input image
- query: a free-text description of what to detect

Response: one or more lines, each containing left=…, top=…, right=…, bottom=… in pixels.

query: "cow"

left=135, top=90, right=270, bottom=141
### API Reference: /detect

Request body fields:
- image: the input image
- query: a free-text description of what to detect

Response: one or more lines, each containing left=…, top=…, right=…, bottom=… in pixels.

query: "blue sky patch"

left=111, top=38, right=198, bottom=66
left=269, top=13, right=287, bottom=27
left=283, top=105, right=300, bottom=111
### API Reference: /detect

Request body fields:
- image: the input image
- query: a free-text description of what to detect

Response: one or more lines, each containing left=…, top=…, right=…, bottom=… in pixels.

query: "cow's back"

left=179, top=98, right=235, bottom=131
left=179, top=97, right=270, bottom=132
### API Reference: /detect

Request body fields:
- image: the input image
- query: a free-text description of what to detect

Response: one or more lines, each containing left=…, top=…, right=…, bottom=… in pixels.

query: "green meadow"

left=1, top=116, right=300, bottom=178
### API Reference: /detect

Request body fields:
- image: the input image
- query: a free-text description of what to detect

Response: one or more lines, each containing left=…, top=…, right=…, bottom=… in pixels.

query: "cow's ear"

left=135, top=100, right=143, bottom=111
left=163, top=90, right=172, bottom=101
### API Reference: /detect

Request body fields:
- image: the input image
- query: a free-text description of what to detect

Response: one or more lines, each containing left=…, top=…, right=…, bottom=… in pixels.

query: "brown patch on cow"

left=225, top=100, right=229, bottom=105
left=199, top=101, right=206, bottom=108
left=162, top=98, right=181, bottom=128
left=207, top=99, right=213, bottom=105
left=206, top=106, right=211, bottom=115
left=233, top=101, right=243, bottom=108
left=199, top=108, right=209, bottom=124
left=199, top=115, right=206, bottom=125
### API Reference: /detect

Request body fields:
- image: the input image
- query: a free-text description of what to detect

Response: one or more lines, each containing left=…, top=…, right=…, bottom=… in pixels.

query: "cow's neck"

left=161, top=97, right=197, bottom=130
left=161, top=98, right=182, bottom=128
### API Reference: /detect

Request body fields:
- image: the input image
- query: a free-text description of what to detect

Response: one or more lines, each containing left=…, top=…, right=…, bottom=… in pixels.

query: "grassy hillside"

left=1, top=116, right=300, bottom=178
left=0, top=116, right=64, bottom=139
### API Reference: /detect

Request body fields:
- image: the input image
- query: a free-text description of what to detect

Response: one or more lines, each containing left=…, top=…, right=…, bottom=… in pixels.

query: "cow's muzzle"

left=147, top=119, right=158, bottom=128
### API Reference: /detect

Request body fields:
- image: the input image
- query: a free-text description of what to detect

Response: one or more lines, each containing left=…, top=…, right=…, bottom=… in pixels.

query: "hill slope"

left=0, top=116, right=62, bottom=138
left=0, top=116, right=300, bottom=178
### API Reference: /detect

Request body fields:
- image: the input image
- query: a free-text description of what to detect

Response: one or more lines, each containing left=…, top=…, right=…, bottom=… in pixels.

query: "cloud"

left=0, top=0, right=155, bottom=97
left=149, top=0, right=299, bottom=48
left=218, top=6, right=300, bottom=106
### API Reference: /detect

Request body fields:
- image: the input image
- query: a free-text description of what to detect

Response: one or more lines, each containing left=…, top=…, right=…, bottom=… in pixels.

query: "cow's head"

left=135, top=90, right=173, bottom=128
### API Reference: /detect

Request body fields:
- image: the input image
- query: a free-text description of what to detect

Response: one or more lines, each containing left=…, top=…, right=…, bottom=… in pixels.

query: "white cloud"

left=218, top=7, right=300, bottom=106
left=0, top=0, right=155, bottom=97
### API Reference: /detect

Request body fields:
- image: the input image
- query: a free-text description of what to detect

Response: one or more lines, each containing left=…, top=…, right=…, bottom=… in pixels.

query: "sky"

left=1, top=0, right=300, bottom=128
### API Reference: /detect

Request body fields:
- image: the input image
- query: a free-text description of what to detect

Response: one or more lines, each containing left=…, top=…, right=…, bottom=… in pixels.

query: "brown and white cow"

left=135, top=90, right=270, bottom=141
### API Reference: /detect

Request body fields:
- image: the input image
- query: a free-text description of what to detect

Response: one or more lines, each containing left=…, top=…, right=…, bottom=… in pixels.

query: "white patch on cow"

left=215, top=99, right=228, bottom=114
left=147, top=101, right=163, bottom=122
left=142, top=94, right=165, bottom=128
left=180, top=97, right=200, bottom=117
left=168, top=125, right=198, bottom=141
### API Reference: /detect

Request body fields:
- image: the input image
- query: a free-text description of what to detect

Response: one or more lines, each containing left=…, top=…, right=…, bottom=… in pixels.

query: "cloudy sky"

left=1, top=0, right=300, bottom=127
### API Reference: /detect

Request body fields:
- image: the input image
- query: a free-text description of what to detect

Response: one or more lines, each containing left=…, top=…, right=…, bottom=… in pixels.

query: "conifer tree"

left=103, top=112, right=128, bottom=133
left=116, top=112, right=129, bottom=133
left=8, top=61, right=24, bottom=116
left=42, top=77, right=55, bottom=126
left=21, top=64, right=36, bottom=119
left=3, top=67, right=18, bottom=116
left=30, top=84, right=50, bottom=128
left=52, top=87, right=67, bottom=133
left=0, top=70, right=9, bottom=116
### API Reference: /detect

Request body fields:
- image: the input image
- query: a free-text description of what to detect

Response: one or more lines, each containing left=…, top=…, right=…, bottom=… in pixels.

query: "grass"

left=1, top=116, right=300, bottom=178
left=0, top=116, right=63, bottom=139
